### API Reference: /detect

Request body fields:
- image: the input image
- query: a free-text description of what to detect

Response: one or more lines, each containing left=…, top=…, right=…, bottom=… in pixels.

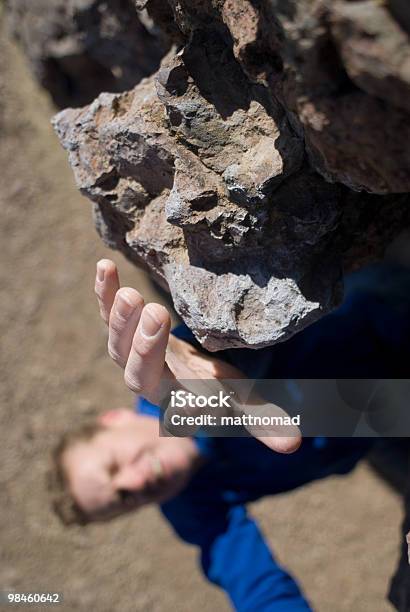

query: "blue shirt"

left=137, top=263, right=410, bottom=611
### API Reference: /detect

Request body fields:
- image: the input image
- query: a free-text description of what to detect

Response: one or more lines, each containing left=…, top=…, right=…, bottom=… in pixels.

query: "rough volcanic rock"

left=53, top=0, right=410, bottom=350
left=53, top=72, right=342, bottom=351
left=330, top=1, right=410, bottom=113
left=5, top=0, right=167, bottom=107
left=266, top=0, right=410, bottom=193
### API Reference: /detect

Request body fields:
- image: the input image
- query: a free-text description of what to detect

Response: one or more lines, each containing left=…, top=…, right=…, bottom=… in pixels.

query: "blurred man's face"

left=62, top=411, right=195, bottom=521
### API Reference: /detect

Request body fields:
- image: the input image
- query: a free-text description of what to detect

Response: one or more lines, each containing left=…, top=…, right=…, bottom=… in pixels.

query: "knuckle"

left=131, top=337, right=155, bottom=360
left=94, top=283, right=104, bottom=299
left=99, top=306, right=109, bottom=324
left=107, top=343, right=125, bottom=367
left=109, top=316, right=127, bottom=336
left=124, top=372, right=143, bottom=395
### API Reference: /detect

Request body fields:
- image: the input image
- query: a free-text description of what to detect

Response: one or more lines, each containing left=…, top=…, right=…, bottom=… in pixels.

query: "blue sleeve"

left=161, top=491, right=312, bottom=612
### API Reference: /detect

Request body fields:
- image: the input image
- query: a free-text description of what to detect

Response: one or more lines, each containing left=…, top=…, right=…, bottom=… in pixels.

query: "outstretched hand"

left=94, top=259, right=301, bottom=454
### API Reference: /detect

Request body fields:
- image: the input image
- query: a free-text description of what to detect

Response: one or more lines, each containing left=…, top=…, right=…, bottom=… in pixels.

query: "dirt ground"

left=0, top=15, right=404, bottom=612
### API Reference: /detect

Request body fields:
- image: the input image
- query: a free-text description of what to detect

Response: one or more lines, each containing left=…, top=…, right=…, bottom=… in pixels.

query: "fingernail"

left=96, top=263, right=105, bottom=282
left=116, top=291, right=138, bottom=318
left=141, top=307, right=163, bottom=337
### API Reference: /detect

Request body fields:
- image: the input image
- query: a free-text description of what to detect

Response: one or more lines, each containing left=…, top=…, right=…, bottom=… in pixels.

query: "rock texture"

left=271, top=0, right=410, bottom=193
left=53, top=0, right=410, bottom=351
left=5, top=0, right=167, bottom=107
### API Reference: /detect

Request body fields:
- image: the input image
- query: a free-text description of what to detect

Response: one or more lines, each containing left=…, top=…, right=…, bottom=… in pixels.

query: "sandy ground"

left=0, top=16, right=404, bottom=612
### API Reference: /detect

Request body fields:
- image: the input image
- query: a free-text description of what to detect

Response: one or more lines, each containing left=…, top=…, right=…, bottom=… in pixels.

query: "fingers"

left=245, top=403, right=301, bottom=454
left=231, top=389, right=302, bottom=454
left=108, top=288, right=144, bottom=368
left=95, top=259, right=120, bottom=325
left=257, top=435, right=302, bottom=454
left=124, top=303, right=173, bottom=402
left=96, top=258, right=174, bottom=401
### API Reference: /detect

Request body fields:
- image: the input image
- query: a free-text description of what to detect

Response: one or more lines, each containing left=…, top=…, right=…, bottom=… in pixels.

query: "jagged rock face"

left=54, top=0, right=410, bottom=351
left=5, top=0, right=166, bottom=107
left=268, top=0, right=410, bottom=194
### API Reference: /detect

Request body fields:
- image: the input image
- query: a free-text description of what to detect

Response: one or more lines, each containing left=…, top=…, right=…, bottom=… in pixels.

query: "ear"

left=98, top=408, right=137, bottom=428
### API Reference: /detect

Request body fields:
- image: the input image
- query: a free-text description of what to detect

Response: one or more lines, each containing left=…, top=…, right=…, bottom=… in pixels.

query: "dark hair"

left=47, top=423, right=103, bottom=526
